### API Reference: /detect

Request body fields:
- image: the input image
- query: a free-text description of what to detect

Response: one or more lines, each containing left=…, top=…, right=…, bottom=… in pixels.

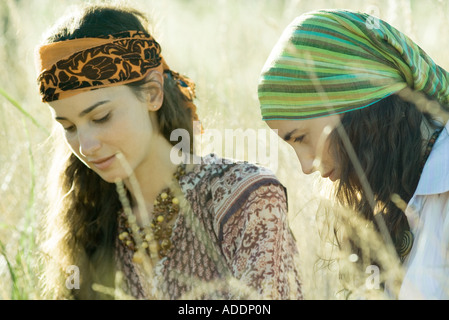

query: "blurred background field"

left=0, top=0, right=448, bottom=299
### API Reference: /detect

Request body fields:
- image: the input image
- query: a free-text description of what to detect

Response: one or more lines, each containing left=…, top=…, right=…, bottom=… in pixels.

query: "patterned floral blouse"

left=116, top=154, right=302, bottom=299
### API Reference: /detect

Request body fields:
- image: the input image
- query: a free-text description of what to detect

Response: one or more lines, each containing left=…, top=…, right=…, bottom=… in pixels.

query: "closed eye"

left=293, top=135, right=306, bottom=143
left=93, top=112, right=111, bottom=124
left=63, top=125, right=76, bottom=133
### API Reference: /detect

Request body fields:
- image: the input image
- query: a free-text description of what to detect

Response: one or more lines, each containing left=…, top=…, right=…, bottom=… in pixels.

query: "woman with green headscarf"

left=258, top=9, right=449, bottom=299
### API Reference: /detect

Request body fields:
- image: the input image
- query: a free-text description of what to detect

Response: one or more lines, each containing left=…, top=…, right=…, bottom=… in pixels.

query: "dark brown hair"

left=329, top=93, right=438, bottom=263
left=40, top=5, right=195, bottom=299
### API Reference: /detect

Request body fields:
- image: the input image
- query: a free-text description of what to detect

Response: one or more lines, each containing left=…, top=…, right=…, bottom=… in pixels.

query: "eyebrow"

left=55, top=100, right=110, bottom=121
left=283, top=129, right=298, bottom=141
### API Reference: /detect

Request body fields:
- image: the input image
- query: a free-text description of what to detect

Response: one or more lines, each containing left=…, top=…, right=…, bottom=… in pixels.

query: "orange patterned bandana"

left=36, top=30, right=195, bottom=107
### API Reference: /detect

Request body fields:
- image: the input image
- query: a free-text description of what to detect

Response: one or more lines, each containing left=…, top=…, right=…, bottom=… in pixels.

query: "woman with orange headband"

left=37, top=5, right=302, bottom=300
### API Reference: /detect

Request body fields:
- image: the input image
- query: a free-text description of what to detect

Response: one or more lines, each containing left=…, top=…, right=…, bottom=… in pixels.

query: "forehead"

left=266, top=120, right=302, bottom=131
left=266, top=115, right=341, bottom=136
left=48, top=85, right=132, bottom=116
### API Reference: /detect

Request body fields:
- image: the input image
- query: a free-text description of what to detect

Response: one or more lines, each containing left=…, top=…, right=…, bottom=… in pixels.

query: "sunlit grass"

left=0, top=0, right=447, bottom=299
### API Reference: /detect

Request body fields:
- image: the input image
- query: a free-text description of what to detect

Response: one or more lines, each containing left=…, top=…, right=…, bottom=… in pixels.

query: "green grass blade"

left=0, top=87, right=50, bottom=136
left=0, top=240, right=23, bottom=299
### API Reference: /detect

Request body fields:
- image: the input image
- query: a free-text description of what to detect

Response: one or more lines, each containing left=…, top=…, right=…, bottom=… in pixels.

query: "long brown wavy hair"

left=327, top=93, right=442, bottom=271
left=39, top=5, right=196, bottom=299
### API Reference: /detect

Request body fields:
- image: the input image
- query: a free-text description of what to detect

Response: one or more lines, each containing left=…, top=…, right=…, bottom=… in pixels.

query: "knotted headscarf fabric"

left=258, top=9, right=449, bottom=120
left=36, top=30, right=198, bottom=121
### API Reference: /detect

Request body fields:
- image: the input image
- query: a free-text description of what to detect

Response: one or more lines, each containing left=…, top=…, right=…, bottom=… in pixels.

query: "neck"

left=123, top=133, right=178, bottom=225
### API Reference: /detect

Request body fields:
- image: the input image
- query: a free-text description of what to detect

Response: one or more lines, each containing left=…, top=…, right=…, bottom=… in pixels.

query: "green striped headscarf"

left=258, top=9, right=449, bottom=120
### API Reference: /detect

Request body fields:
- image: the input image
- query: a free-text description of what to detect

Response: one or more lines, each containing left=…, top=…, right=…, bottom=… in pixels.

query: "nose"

left=299, top=158, right=316, bottom=175
left=77, top=128, right=101, bottom=157
left=295, top=150, right=317, bottom=175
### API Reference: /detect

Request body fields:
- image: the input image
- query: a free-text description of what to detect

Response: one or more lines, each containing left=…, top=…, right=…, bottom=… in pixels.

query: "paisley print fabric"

left=116, top=154, right=303, bottom=300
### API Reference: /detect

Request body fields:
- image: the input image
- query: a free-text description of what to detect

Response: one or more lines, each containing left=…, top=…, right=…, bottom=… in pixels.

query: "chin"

left=95, top=170, right=130, bottom=184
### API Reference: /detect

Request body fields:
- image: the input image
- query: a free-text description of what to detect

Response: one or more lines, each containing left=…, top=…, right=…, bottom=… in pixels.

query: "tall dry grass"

left=0, top=0, right=448, bottom=299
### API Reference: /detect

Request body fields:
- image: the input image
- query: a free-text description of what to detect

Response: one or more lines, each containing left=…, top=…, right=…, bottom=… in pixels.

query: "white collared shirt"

left=398, top=119, right=449, bottom=299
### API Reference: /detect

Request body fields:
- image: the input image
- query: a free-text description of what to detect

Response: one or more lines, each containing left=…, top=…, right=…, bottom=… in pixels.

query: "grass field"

left=0, top=0, right=448, bottom=299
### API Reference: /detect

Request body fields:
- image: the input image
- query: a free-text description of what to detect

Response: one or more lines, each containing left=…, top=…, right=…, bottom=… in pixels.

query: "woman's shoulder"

left=192, top=153, right=282, bottom=188
left=179, top=153, right=287, bottom=237
left=207, top=154, right=287, bottom=231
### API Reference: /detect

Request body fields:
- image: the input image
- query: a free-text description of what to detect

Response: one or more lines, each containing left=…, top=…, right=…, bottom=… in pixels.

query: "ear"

left=143, top=70, right=164, bottom=111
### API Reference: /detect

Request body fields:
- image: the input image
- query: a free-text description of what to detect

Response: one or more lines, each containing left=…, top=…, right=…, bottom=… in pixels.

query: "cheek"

left=116, top=112, right=155, bottom=155
left=291, top=144, right=312, bottom=163
left=123, top=113, right=153, bottom=141
left=105, top=108, right=151, bottom=144
left=120, top=105, right=153, bottom=131
left=321, top=139, right=337, bottom=167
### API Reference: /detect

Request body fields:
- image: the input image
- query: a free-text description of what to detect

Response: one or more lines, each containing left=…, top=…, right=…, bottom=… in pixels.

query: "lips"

left=322, top=169, right=336, bottom=181
left=89, top=154, right=116, bottom=170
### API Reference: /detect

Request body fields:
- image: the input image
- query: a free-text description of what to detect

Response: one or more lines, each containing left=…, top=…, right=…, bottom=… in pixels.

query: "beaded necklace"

left=398, top=126, right=443, bottom=262
left=118, top=163, right=186, bottom=262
